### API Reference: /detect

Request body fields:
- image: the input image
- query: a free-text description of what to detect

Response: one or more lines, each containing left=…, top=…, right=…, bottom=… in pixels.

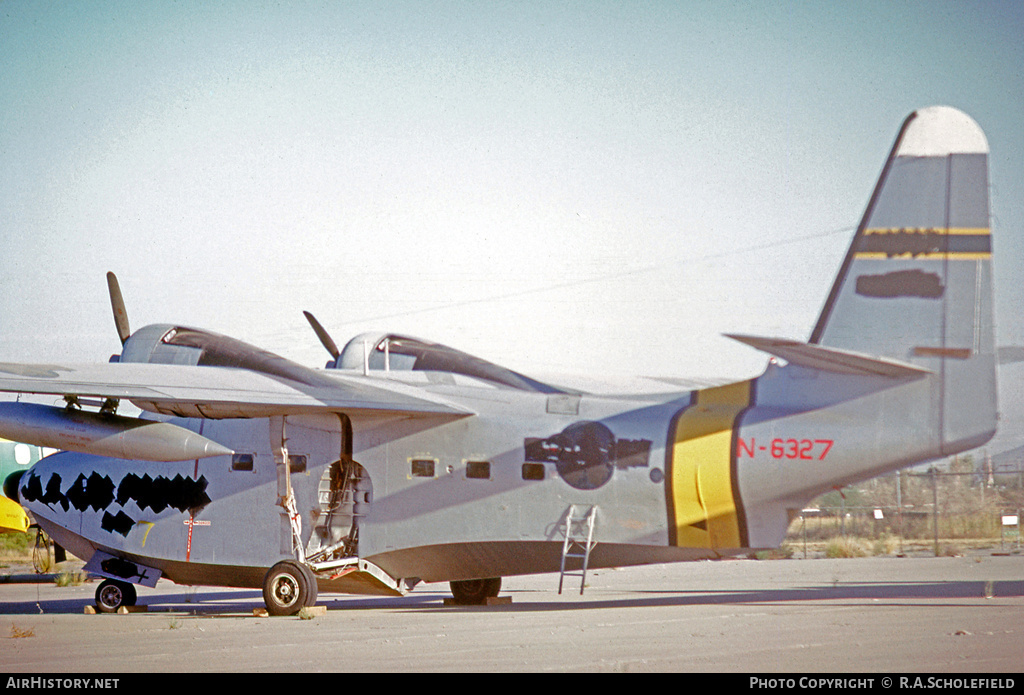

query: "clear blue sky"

left=2, top=0, right=1022, bottom=389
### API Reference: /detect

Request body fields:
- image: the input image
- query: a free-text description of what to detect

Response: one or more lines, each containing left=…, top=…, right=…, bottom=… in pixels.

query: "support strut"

left=270, top=415, right=305, bottom=564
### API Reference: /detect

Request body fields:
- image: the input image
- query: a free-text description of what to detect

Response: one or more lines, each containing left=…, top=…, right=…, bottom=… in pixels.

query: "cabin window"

left=231, top=454, right=255, bottom=472
left=522, top=463, right=545, bottom=481
left=411, top=459, right=436, bottom=477
left=13, top=444, right=32, bottom=466
left=466, top=460, right=490, bottom=480
left=289, top=455, right=307, bottom=473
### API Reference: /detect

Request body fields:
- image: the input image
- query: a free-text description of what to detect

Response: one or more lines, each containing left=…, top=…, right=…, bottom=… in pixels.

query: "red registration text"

left=736, top=437, right=833, bottom=460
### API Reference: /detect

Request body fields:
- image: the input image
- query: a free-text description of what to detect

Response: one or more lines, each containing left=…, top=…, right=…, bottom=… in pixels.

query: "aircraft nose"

left=9, top=453, right=55, bottom=512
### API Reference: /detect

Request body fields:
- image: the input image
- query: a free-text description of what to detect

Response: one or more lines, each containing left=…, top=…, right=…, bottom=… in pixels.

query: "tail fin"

left=810, top=106, right=996, bottom=453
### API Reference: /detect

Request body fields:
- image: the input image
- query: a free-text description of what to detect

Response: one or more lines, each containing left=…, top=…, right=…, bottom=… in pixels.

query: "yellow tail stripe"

left=861, top=227, right=991, bottom=235
left=668, top=380, right=752, bottom=549
left=855, top=227, right=991, bottom=259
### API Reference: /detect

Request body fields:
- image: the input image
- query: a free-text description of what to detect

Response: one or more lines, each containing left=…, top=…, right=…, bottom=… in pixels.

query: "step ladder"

left=558, top=504, right=597, bottom=595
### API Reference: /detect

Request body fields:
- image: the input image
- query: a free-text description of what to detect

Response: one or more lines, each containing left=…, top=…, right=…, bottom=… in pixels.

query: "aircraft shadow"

left=404, top=579, right=1024, bottom=613
left=1, top=580, right=1020, bottom=616
left=0, top=589, right=448, bottom=615
left=0, top=590, right=261, bottom=616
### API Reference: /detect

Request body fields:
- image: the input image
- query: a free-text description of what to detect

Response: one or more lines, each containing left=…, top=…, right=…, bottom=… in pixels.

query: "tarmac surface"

left=0, top=554, right=1021, bottom=673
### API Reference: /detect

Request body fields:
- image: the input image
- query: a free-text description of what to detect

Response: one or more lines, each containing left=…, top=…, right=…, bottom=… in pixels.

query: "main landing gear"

left=258, top=564, right=504, bottom=613
left=449, top=577, right=502, bottom=605
left=262, top=560, right=319, bottom=616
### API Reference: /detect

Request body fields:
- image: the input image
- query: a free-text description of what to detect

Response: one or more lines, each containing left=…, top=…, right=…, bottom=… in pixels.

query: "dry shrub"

left=824, top=537, right=872, bottom=558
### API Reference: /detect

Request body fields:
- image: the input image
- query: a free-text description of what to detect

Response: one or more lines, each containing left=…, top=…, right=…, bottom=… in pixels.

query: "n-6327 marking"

left=736, top=438, right=834, bottom=460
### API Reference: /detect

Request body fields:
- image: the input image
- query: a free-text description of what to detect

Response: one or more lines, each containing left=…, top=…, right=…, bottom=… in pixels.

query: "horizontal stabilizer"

left=725, top=334, right=932, bottom=378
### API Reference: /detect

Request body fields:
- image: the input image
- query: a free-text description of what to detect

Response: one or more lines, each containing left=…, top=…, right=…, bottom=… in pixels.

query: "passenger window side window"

left=466, top=460, right=490, bottom=480
left=411, top=459, right=436, bottom=477
left=289, top=455, right=307, bottom=473
left=522, top=463, right=545, bottom=481
left=231, top=454, right=255, bottom=472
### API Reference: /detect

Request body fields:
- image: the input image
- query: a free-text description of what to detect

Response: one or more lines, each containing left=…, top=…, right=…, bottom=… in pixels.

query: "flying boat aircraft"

left=0, top=106, right=1003, bottom=614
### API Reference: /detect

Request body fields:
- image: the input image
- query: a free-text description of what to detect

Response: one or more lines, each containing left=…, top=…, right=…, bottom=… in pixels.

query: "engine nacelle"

left=117, top=324, right=334, bottom=388
left=119, top=324, right=239, bottom=366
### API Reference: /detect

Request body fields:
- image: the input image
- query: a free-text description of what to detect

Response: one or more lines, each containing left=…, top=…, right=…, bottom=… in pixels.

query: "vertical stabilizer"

left=810, top=106, right=995, bottom=453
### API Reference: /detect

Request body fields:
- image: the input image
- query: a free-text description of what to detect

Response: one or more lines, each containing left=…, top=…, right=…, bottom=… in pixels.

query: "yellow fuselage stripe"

left=668, top=380, right=752, bottom=549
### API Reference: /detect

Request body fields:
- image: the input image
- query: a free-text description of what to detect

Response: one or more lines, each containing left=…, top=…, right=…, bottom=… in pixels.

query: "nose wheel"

left=95, top=579, right=137, bottom=613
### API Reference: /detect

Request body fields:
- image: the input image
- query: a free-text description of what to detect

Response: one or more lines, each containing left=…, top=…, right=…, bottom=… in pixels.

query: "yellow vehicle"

left=0, top=438, right=48, bottom=533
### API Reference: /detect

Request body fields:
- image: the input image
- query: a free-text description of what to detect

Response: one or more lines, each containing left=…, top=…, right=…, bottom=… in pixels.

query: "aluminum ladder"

left=558, top=504, right=597, bottom=595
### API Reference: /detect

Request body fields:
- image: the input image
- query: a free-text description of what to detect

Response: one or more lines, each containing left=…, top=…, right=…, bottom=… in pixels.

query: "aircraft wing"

left=0, top=361, right=470, bottom=419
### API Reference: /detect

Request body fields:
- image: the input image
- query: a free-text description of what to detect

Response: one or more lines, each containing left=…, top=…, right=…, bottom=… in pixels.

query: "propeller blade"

left=106, top=272, right=131, bottom=345
left=303, top=311, right=340, bottom=360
